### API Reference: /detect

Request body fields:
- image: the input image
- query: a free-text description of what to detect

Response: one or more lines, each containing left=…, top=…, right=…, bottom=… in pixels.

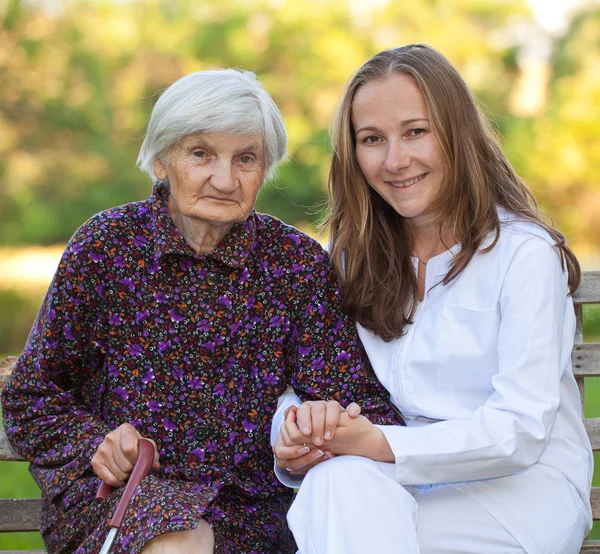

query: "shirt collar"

left=150, top=181, right=258, bottom=269
left=411, top=242, right=462, bottom=275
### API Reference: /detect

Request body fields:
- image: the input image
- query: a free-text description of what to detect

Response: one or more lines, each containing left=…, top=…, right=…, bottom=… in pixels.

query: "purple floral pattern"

left=1, top=182, right=403, bottom=553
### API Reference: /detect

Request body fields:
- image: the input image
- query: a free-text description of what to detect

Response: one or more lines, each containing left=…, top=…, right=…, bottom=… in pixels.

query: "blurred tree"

left=0, top=0, right=597, bottom=250
left=505, top=8, right=600, bottom=252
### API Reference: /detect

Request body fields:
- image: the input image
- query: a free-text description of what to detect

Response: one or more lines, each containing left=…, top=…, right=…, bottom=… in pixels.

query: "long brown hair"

left=326, top=44, right=580, bottom=342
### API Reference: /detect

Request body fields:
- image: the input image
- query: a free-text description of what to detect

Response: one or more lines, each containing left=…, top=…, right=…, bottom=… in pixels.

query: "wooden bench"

left=1, top=271, right=600, bottom=553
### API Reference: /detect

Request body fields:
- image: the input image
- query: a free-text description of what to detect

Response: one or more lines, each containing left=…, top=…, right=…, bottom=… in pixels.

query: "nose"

left=384, top=141, right=410, bottom=174
left=210, top=158, right=237, bottom=192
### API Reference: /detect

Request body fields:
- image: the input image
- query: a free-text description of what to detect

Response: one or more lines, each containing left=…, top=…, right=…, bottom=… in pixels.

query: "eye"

left=362, top=135, right=382, bottom=145
left=239, top=154, right=256, bottom=165
left=408, top=128, right=427, bottom=137
left=192, top=150, right=208, bottom=159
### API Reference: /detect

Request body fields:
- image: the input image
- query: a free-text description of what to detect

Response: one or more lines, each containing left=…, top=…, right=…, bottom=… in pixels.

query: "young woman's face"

left=352, top=73, right=446, bottom=230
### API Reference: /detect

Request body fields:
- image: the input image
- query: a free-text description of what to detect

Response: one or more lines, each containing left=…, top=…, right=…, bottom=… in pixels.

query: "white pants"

left=287, top=456, right=588, bottom=554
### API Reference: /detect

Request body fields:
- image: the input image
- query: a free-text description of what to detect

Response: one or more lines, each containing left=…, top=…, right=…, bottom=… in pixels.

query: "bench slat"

left=585, top=419, right=600, bottom=451
left=593, top=487, right=600, bottom=520
left=0, top=498, right=41, bottom=532
left=573, top=344, right=600, bottom=377
left=0, top=426, right=21, bottom=461
left=582, top=541, right=600, bottom=552
left=12, top=416, right=600, bottom=463
left=1, top=340, right=598, bottom=386
left=574, top=271, right=600, bottom=304
left=0, top=356, right=17, bottom=390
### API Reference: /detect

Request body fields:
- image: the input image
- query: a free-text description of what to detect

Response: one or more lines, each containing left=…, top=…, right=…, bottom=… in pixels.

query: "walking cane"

left=96, top=438, right=156, bottom=554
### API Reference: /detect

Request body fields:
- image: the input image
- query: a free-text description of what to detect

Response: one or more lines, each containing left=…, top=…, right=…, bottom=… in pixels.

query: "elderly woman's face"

left=153, top=132, right=265, bottom=228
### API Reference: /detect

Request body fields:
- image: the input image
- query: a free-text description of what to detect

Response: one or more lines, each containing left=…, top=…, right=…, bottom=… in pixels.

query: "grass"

left=1, top=306, right=600, bottom=549
left=0, top=405, right=44, bottom=550
left=0, top=467, right=43, bottom=550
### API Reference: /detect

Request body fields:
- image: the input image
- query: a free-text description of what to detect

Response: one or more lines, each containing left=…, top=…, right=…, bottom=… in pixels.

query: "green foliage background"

left=1, top=0, right=600, bottom=549
left=0, top=0, right=598, bottom=249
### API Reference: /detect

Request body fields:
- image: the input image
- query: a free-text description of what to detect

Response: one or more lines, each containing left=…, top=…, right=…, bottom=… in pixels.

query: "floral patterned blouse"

left=1, top=182, right=403, bottom=554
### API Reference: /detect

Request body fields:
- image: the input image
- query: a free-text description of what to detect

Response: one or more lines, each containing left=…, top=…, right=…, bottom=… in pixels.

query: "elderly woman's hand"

left=273, top=407, right=331, bottom=475
left=272, top=400, right=361, bottom=475
left=294, top=399, right=362, bottom=446
left=91, top=423, right=160, bottom=488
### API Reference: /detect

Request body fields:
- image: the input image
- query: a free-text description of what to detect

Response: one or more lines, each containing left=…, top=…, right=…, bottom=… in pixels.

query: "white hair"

left=137, top=68, right=287, bottom=181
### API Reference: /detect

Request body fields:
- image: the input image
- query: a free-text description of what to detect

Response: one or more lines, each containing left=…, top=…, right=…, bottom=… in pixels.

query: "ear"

left=153, top=158, right=167, bottom=180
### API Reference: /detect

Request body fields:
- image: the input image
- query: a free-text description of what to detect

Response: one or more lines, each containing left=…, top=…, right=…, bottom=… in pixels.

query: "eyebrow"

left=238, top=143, right=262, bottom=153
left=355, top=118, right=429, bottom=135
left=183, top=137, right=262, bottom=153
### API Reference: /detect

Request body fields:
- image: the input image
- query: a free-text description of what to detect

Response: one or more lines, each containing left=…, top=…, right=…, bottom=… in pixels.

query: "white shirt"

left=273, top=210, right=593, bottom=513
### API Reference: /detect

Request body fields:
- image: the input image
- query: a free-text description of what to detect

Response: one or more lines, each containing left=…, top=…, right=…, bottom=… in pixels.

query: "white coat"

left=273, top=210, right=593, bottom=553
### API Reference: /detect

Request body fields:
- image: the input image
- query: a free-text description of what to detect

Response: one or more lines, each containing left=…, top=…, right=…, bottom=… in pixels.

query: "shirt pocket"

left=436, top=303, right=501, bottom=388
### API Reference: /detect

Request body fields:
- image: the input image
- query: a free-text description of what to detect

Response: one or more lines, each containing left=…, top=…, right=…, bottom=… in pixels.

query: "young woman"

left=272, top=44, right=593, bottom=554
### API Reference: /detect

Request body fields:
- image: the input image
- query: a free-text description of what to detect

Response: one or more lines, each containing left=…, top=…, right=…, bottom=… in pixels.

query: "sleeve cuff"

left=274, top=459, right=306, bottom=488
left=270, top=389, right=302, bottom=447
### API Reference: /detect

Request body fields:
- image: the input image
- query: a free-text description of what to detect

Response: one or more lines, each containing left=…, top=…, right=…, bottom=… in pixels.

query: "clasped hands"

left=91, top=403, right=389, bottom=486
left=273, top=400, right=389, bottom=475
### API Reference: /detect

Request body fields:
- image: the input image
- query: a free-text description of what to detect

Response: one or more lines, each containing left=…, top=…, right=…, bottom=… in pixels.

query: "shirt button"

left=205, top=273, right=218, bottom=286
left=194, top=427, right=209, bottom=441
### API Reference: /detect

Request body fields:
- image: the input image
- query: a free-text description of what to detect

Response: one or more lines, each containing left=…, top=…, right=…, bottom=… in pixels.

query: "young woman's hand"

left=321, top=412, right=394, bottom=462
left=272, top=400, right=364, bottom=474
left=91, top=423, right=160, bottom=488
left=294, top=400, right=362, bottom=446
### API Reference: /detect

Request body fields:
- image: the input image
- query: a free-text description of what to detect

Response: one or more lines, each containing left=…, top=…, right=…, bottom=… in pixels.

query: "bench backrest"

left=572, top=271, right=600, bottom=524
left=1, top=270, right=600, bottom=549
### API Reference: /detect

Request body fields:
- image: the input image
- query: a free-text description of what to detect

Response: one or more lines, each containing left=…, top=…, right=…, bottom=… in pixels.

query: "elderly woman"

left=1, top=69, right=402, bottom=554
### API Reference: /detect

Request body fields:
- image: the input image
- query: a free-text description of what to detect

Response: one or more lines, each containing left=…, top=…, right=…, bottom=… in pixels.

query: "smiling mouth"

left=385, top=173, right=427, bottom=188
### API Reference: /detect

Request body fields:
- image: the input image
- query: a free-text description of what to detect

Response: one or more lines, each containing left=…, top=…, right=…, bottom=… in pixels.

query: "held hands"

left=273, top=400, right=390, bottom=475
left=91, top=423, right=160, bottom=488
left=272, top=410, right=325, bottom=476
left=293, top=399, right=362, bottom=447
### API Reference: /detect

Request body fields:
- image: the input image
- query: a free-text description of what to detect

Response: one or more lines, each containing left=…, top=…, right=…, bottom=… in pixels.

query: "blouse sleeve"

left=379, top=237, right=574, bottom=484
left=1, top=225, right=112, bottom=499
left=270, top=389, right=305, bottom=488
left=285, top=254, right=403, bottom=427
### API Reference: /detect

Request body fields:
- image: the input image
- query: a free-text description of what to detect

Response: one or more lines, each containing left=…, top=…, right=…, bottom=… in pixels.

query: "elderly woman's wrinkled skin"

left=140, top=522, right=214, bottom=554
left=154, top=132, right=266, bottom=254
